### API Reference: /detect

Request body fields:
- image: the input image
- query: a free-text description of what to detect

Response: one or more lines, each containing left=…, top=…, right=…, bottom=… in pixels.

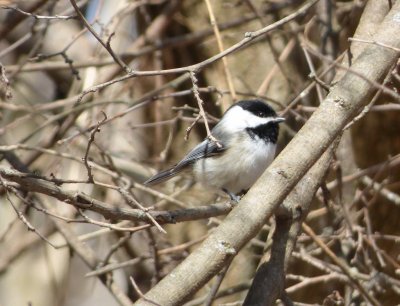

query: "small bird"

left=144, top=99, right=284, bottom=202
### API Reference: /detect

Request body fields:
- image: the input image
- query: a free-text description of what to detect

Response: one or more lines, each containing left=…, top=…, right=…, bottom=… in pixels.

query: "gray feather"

left=144, top=138, right=226, bottom=186
left=175, top=139, right=225, bottom=168
left=143, top=166, right=185, bottom=185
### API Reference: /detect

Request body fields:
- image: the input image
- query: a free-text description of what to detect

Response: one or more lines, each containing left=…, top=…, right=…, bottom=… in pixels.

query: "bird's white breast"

left=193, top=132, right=276, bottom=194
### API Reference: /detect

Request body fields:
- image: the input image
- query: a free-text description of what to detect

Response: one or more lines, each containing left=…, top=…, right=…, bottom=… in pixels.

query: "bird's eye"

left=258, top=111, right=264, bottom=117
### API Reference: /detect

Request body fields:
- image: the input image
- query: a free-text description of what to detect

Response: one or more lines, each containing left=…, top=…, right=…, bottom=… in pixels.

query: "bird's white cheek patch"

left=220, top=106, right=275, bottom=131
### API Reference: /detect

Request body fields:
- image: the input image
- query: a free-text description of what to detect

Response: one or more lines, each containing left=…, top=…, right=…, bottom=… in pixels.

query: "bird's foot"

left=222, top=189, right=241, bottom=205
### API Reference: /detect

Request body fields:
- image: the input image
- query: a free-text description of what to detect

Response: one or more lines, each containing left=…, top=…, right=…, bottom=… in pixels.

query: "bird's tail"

left=143, top=165, right=184, bottom=186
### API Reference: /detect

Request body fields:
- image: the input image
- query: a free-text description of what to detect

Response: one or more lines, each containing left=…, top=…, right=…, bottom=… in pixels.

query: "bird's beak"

left=273, top=117, right=285, bottom=123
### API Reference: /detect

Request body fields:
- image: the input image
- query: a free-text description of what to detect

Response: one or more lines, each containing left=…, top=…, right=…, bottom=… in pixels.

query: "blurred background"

left=0, top=0, right=399, bottom=305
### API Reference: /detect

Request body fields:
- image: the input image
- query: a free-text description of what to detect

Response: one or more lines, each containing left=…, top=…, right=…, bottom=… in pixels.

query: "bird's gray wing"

left=144, top=138, right=226, bottom=186
left=175, top=138, right=225, bottom=168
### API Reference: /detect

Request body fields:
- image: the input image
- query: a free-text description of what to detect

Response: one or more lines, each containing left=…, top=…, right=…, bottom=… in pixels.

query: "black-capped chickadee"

left=144, top=99, right=284, bottom=202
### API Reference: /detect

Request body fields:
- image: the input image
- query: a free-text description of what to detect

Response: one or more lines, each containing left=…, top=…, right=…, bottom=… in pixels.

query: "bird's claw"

left=222, top=188, right=241, bottom=205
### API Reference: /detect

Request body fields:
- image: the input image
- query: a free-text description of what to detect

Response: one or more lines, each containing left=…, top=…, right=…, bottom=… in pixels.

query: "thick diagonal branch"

left=135, top=3, right=400, bottom=305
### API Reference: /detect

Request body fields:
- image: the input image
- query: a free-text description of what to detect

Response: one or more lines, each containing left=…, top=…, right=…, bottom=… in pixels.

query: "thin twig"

left=189, top=71, right=221, bottom=146
left=0, top=180, right=56, bottom=248
left=204, top=257, right=234, bottom=306
left=349, top=37, right=400, bottom=52
left=130, top=276, right=161, bottom=306
left=1, top=5, right=77, bottom=20
left=204, top=0, right=236, bottom=106
left=71, top=0, right=319, bottom=105
left=0, top=63, right=12, bottom=100
left=302, top=223, right=380, bottom=306
left=118, top=187, right=167, bottom=234
left=69, top=0, right=129, bottom=71
left=82, top=111, right=107, bottom=183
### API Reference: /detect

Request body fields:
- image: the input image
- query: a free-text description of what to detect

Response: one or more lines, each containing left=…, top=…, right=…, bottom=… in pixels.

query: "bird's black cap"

left=234, top=99, right=278, bottom=118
